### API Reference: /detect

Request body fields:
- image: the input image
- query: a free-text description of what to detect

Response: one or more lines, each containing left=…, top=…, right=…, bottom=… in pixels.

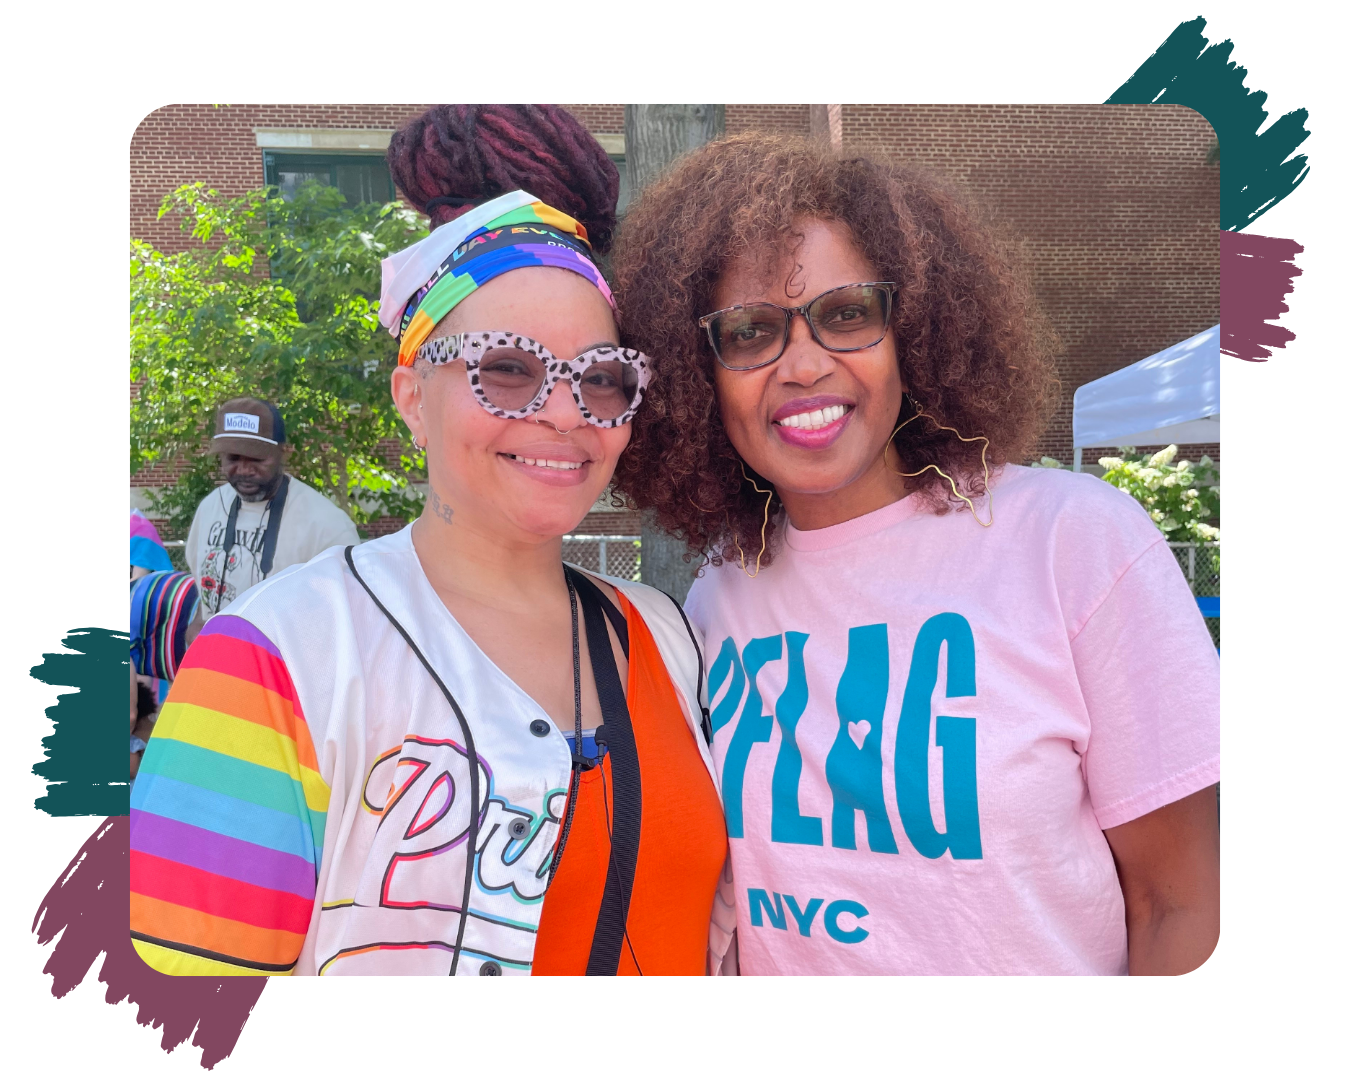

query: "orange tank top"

left=531, top=594, right=727, bottom=975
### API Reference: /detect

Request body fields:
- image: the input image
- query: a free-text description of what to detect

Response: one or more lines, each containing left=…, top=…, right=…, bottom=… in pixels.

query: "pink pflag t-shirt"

left=684, top=465, right=1219, bottom=975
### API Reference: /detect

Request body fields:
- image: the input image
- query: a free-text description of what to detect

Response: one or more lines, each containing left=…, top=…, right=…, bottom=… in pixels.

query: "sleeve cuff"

left=1093, top=755, right=1220, bottom=831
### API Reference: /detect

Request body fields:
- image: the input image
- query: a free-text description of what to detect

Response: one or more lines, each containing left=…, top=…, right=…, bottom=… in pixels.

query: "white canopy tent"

left=1072, top=324, right=1220, bottom=471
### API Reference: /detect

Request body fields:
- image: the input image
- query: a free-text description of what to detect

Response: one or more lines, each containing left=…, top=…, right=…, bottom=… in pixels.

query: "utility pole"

left=623, top=104, right=725, bottom=603
left=808, top=104, right=843, bottom=152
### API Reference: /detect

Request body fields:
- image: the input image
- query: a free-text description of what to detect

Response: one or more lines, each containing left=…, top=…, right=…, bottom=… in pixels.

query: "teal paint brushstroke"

left=1107, top=16, right=1310, bottom=231
left=31, top=628, right=130, bottom=816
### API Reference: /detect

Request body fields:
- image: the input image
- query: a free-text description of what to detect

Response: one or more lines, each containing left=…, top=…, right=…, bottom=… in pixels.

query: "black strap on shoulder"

left=567, top=565, right=628, bottom=660
left=660, top=588, right=712, bottom=746
left=222, top=493, right=241, bottom=561
left=566, top=567, right=641, bottom=976
left=258, top=474, right=290, bottom=576
left=217, top=492, right=243, bottom=609
left=342, top=545, right=480, bottom=977
left=217, top=475, right=290, bottom=607
left=592, top=586, right=629, bottom=661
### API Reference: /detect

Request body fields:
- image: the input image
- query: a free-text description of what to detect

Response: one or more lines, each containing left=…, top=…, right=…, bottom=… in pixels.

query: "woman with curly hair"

left=610, top=133, right=1219, bottom=976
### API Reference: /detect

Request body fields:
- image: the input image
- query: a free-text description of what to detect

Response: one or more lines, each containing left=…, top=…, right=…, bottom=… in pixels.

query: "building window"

left=262, top=143, right=622, bottom=211
left=262, top=151, right=395, bottom=205
left=262, top=137, right=623, bottom=213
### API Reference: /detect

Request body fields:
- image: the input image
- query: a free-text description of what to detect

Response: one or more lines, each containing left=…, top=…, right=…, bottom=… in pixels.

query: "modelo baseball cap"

left=212, top=397, right=287, bottom=457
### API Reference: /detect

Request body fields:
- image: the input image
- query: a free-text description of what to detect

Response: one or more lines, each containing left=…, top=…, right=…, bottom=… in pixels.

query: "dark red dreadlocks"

left=386, top=105, right=621, bottom=253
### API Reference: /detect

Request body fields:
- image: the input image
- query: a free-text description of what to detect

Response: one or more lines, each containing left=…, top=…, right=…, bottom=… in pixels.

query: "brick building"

left=130, top=103, right=1219, bottom=537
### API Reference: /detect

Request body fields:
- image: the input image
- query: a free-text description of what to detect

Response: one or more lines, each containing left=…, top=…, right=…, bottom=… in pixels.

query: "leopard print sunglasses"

left=415, top=332, right=651, bottom=427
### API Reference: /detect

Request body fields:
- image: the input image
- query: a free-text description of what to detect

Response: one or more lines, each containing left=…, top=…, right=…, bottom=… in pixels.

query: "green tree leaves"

left=131, top=182, right=429, bottom=533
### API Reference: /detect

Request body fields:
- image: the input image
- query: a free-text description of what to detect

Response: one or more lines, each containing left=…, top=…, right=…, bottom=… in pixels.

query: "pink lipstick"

left=772, top=396, right=856, bottom=450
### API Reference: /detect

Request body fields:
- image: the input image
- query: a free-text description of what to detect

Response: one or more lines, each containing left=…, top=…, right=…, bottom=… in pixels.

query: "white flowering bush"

left=1096, top=445, right=1220, bottom=544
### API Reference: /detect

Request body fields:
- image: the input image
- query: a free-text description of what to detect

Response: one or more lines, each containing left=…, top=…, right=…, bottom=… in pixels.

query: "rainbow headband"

left=378, top=190, right=615, bottom=366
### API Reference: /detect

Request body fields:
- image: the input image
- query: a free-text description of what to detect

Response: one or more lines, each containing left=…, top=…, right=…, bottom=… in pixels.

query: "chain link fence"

left=163, top=535, right=645, bottom=581
left=1171, top=540, right=1221, bottom=813
left=162, top=539, right=189, bottom=574
left=1169, top=541, right=1219, bottom=649
left=165, top=534, right=1213, bottom=647
left=562, top=534, right=641, bottom=581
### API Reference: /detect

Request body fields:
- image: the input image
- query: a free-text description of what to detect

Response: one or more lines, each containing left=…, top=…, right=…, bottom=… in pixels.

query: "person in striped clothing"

left=129, top=570, right=201, bottom=779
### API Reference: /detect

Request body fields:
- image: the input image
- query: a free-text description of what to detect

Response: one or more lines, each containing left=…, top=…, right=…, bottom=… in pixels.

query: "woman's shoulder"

left=225, top=530, right=413, bottom=641
left=578, top=569, right=691, bottom=638
left=993, top=464, right=1179, bottom=626
left=993, top=463, right=1159, bottom=541
left=566, top=565, right=625, bottom=610
left=587, top=570, right=705, bottom=675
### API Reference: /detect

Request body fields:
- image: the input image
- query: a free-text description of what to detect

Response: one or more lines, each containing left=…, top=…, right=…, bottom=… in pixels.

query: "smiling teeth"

left=508, top=455, right=583, bottom=470
left=778, top=404, right=850, bottom=430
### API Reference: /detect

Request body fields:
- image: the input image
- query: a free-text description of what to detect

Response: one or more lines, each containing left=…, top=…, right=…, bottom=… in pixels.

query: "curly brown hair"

left=609, top=133, right=1060, bottom=568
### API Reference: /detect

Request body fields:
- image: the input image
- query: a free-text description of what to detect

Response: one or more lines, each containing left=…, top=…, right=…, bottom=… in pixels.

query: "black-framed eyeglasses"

left=698, top=281, right=898, bottom=370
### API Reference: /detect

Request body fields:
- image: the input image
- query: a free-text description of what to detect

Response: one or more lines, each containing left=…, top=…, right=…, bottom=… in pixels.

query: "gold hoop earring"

left=737, top=461, right=774, bottom=578
left=885, top=397, right=994, bottom=528
left=688, top=500, right=749, bottom=574
left=728, top=516, right=749, bottom=577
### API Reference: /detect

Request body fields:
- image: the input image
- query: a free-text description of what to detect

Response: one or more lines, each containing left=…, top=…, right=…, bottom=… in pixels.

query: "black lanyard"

left=549, top=575, right=586, bottom=873
left=217, top=475, right=289, bottom=608
left=560, top=566, right=643, bottom=976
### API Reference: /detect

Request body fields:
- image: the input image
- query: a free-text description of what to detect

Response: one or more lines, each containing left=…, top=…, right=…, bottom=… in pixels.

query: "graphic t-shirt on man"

left=684, top=465, right=1219, bottom=975
left=186, top=475, right=359, bottom=615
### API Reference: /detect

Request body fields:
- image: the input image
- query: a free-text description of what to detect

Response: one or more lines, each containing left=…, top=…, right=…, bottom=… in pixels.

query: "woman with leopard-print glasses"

left=129, top=105, right=734, bottom=978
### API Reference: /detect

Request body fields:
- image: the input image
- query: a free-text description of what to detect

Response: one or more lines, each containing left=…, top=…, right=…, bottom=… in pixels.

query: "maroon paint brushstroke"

left=1221, top=231, right=1304, bottom=362
left=31, top=816, right=267, bottom=1071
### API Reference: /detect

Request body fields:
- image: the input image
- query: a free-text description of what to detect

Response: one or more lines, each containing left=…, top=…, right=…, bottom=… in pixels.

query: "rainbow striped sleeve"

left=130, top=615, right=329, bottom=976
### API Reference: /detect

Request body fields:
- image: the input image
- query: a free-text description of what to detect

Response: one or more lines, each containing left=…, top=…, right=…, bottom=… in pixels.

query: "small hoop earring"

left=885, top=395, right=993, bottom=528
left=736, top=461, right=774, bottom=578
left=414, top=435, right=427, bottom=451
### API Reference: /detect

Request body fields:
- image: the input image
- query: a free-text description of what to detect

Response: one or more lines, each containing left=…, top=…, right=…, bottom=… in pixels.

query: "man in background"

left=187, top=397, right=359, bottom=616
